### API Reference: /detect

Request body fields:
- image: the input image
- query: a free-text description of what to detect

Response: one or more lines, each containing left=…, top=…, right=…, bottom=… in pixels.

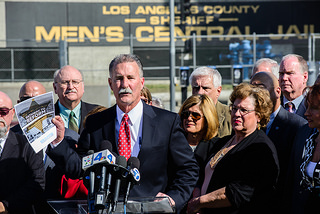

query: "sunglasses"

left=0, top=108, right=13, bottom=117
left=19, top=96, right=32, bottom=102
left=181, top=110, right=202, bottom=121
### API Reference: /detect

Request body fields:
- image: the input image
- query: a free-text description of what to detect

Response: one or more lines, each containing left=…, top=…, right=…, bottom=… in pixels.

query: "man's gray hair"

left=252, top=58, right=279, bottom=78
left=189, top=66, right=222, bottom=87
left=109, top=54, right=143, bottom=78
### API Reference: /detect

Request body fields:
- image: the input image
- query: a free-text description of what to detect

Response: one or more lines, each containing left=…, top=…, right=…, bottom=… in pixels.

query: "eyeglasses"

left=230, top=105, right=255, bottom=116
left=0, top=108, right=13, bottom=117
left=19, top=96, right=32, bottom=102
left=56, top=79, right=83, bottom=87
left=181, top=110, right=203, bottom=121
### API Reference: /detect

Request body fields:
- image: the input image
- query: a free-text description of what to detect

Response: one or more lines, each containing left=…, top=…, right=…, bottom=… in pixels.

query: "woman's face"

left=305, top=100, right=320, bottom=130
left=231, top=97, right=260, bottom=137
left=182, top=104, right=205, bottom=135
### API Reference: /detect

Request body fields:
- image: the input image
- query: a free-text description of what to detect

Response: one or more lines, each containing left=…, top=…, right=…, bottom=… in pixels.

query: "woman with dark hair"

left=178, top=94, right=219, bottom=166
left=187, top=83, right=279, bottom=214
left=297, top=83, right=320, bottom=213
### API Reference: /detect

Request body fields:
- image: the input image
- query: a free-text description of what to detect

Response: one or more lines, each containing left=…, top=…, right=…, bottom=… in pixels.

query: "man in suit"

left=10, top=80, right=82, bottom=201
left=279, top=54, right=308, bottom=118
left=53, top=65, right=98, bottom=134
left=189, top=66, right=232, bottom=138
left=0, top=91, right=45, bottom=213
left=250, top=72, right=308, bottom=213
left=251, top=58, right=279, bottom=79
left=49, top=54, right=199, bottom=212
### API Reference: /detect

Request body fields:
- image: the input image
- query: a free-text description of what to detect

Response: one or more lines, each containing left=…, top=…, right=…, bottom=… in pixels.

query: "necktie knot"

left=122, top=114, right=129, bottom=122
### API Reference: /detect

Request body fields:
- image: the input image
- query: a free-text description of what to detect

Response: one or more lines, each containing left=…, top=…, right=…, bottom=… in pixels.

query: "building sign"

left=5, top=1, right=319, bottom=47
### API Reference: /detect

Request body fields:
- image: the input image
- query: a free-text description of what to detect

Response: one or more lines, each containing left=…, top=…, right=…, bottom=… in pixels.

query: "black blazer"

left=50, top=102, right=199, bottom=212
left=0, top=131, right=45, bottom=213
left=200, top=130, right=279, bottom=214
left=55, top=100, right=98, bottom=134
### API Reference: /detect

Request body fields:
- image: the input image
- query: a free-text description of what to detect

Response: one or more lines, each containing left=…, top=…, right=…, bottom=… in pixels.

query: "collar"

left=116, top=100, right=143, bottom=125
left=271, top=105, right=281, bottom=120
left=58, top=100, right=81, bottom=120
left=0, top=130, right=10, bottom=152
left=283, top=94, right=304, bottom=110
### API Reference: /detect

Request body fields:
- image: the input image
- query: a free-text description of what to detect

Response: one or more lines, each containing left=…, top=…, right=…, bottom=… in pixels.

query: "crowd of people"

left=0, top=53, right=319, bottom=214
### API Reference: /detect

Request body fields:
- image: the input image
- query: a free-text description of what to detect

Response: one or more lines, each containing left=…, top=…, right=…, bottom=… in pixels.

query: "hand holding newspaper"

left=14, top=92, right=56, bottom=153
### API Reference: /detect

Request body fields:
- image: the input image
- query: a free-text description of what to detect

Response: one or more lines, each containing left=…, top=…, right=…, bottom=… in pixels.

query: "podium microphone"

left=124, top=157, right=140, bottom=205
left=112, top=155, right=127, bottom=212
left=95, top=140, right=115, bottom=211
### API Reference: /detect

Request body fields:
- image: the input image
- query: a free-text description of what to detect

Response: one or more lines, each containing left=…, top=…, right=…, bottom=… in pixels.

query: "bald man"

left=250, top=72, right=308, bottom=213
left=18, top=80, right=46, bottom=103
left=0, top=91, right=45, bottom=213
left=251, top=58, right=279, bottom=79
left=53, top=65, right=98, bottom=134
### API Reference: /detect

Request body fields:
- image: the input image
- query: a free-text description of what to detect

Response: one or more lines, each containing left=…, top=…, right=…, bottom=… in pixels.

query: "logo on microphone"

left=131, top=168, right=140, bottom=182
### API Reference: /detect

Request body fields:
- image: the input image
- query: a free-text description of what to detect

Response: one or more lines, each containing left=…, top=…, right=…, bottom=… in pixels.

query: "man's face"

left=53, top=66, right=84, bottom=108
left=191, top=75, right=221, bottom=104
left=108, top=62, right=144, bottom=112
left=0, top=92, right=14, bottom=135
left=279, top=57, right=308, bottom=100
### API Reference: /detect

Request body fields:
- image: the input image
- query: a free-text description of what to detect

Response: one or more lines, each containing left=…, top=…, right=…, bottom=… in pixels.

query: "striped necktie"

left=69, top=111, right=79, bottom=133
left=286, top=102, right=294, bottom=113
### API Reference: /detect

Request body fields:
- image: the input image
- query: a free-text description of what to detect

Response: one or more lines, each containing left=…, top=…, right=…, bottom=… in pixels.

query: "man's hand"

left=51, top=116, right=65, bottom=145
left=155, top=192, right=176, bottom=207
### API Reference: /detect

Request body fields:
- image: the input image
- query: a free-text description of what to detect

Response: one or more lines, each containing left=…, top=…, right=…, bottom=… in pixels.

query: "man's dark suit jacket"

left=281, top=96, right=307, bottom=119
left=0, top=131, right=45, bottom=213
left=10, top=124, right=80, bottom=199
left=266, top=106, right=308, bottom=212
left=49, top=102, right=199, bottom=212
left=55, top=100, right=98, bottom=134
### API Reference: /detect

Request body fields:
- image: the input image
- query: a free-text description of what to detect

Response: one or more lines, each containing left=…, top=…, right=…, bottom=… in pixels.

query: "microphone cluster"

left=82, top=140, right=140, bottom=214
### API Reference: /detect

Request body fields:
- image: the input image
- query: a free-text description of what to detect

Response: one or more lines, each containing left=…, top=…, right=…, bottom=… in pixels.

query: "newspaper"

left=14, top=92, right=56, bottom=153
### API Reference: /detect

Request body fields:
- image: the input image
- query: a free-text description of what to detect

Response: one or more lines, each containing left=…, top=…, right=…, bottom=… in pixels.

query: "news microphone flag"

left=82, top=149, right=116, bottom=170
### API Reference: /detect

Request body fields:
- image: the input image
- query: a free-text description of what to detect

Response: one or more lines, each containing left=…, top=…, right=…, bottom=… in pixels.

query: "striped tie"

left=286, top=102, right=294, bottom=113
left=69, top=111, right=79, bottom=133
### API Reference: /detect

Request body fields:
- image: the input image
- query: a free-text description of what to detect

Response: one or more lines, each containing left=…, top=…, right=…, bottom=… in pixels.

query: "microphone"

left=95, top=140, right=115, bottom=211
left=112, top=155, right=127, bottom=212
left=86, top=150, right=95, bottom=213
left=123, top=157, right=140, bottom=205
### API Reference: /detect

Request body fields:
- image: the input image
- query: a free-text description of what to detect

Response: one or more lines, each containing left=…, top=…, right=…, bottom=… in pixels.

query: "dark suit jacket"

left=49, top=102, right=199, bottom=212
left=281, top=96, right=307, bottom=119
left=194, top=137, right=220, bottom=168
left=0, top=131, right=45, bottom=214
left=55, top=100, right=98, bottom=134
left=267, top=106, right=308, bottom=198
left=200, top=130, right=279, bottom=214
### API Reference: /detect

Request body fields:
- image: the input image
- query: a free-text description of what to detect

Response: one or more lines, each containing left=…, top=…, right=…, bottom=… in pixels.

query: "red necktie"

left=118, top=114, right=131, bottom=160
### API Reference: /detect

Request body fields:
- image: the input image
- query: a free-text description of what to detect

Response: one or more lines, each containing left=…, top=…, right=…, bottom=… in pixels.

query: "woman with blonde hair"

left=179, top=94, right=219, bottom=166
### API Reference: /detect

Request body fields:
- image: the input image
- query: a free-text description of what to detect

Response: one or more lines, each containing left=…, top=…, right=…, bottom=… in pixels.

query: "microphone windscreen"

left=127, top=157, right=140, bottom=169
left=87, top=150, right=94, bottom=155
left=99, top=140, right=113, bottom=151
left=116, top=155, right=127, bottom=168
